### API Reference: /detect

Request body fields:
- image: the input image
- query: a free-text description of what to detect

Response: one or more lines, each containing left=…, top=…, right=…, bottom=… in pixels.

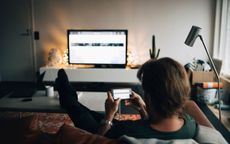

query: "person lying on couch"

left=55, top=57, right=226, bottom=143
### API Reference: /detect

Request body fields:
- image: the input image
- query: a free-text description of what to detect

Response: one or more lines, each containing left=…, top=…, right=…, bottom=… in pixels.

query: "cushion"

left=119, top=135, right=198, bottom=144
left=118, top=125, right=228, bottom=144
left=36, top=132, right=58, bottom=144
left=195, top=125, right=227, bottom=144
left=0, top=115, right=41, bottom=144
left=56, top=124, right=119, bottom=144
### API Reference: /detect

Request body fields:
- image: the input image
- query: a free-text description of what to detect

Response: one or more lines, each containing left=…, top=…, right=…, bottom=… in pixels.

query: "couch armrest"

left=195, top=125, right=227, bottom=144
left=55, top=124, right=119, bottom=144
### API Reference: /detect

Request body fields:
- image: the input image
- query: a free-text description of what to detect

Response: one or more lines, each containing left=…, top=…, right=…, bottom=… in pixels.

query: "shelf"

left=40, top=67, right=139, bottom=83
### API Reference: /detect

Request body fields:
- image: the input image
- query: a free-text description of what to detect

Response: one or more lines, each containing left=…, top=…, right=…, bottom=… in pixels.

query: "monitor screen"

left=67, top=29, right=128, bottom=68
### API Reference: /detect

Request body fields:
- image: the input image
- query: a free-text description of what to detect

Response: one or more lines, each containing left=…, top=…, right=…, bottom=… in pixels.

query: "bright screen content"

left=112, top=88, right=131, bottom=100
left=68, top=30, right=127, bottom=65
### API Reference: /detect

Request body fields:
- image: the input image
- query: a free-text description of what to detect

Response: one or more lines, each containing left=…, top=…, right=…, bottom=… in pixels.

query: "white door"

left=0, top=0, right=35, bottom=82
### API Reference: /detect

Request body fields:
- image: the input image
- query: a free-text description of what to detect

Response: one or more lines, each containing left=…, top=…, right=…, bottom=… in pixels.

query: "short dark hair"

left=137, top=57, right=190, bottom=123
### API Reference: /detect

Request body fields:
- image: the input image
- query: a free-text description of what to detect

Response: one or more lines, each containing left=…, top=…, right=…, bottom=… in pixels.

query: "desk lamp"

left=185, top=25, right=221, bottom=121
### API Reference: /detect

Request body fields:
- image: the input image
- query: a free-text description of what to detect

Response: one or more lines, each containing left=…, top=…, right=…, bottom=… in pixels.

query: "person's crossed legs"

left=55, top=69, right=104, bottom=133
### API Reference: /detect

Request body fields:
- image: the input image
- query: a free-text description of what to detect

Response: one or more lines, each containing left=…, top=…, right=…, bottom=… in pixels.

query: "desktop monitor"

left=67, top=29, right=128, bottom=68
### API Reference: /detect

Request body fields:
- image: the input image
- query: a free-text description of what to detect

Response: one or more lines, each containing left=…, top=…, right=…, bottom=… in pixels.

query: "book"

left=196, top=82, right=223, bottom=89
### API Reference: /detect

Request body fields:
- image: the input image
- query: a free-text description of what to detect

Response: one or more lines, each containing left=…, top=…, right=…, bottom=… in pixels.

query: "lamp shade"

left=185, top=26, right=201, bottom=47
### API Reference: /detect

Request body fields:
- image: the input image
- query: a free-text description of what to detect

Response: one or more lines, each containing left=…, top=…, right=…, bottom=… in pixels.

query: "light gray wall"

left=33, top=0, right=216, bottom=68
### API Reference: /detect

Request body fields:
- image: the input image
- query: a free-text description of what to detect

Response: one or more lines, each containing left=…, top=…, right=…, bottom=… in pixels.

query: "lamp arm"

left=198, top=35, right=221, bottom=121
left=198, top=35, right=219, bottom=79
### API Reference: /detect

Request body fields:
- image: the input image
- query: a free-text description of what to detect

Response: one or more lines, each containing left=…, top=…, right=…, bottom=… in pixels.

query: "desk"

left=0, top=91, right=107, bottom=113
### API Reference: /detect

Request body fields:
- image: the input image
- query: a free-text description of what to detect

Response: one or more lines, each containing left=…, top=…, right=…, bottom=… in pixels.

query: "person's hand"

left=104, top=92, right=121, bottom=121
left=125, top=91, right=146, bottom=111
left=125, top=91, right=148, bottom=120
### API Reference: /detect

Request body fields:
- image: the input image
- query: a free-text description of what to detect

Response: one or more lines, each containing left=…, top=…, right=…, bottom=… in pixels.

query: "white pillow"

left=195, top=125, right=227, bottom=144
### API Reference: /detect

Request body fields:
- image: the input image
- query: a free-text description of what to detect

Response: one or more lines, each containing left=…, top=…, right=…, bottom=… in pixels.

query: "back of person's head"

left=137, top=57, right=190, bottom=123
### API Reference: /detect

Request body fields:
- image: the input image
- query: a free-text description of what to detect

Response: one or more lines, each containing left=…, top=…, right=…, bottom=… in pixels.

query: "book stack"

left=195, top=82, right=223, bottom=104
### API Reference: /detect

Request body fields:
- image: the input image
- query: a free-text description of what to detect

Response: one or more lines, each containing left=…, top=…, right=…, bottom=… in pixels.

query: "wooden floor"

left=208, top=105, right=230, bottom=131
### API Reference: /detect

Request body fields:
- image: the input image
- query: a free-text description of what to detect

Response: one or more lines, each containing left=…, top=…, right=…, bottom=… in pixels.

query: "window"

left=213, top=0, right=230, bottom=77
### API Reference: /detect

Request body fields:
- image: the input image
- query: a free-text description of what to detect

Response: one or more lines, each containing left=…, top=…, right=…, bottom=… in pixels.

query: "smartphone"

left=111, top=88, right=131, bottom=100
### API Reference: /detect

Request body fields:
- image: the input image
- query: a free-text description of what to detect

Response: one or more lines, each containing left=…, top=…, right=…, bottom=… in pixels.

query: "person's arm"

left=125, top=91, right=149, bottom=120
left=97, top=92, right=121, bottom=135
left=138, top=104, right=148, bottom=120
left=184, top=100, right=214, bottom=128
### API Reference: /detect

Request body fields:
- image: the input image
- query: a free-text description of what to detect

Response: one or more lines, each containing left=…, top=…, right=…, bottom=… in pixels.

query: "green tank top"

left=106, top=113, right=198, bottom=139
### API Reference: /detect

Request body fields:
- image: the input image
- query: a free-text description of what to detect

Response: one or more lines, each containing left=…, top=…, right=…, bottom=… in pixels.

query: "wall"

left=33, top=0, right=216, bottom=68
left=0, top=0, right=35, bottom=81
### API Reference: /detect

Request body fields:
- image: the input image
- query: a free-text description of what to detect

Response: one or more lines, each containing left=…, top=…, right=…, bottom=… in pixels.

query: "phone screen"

left=112, top=88, right=131, bottom=100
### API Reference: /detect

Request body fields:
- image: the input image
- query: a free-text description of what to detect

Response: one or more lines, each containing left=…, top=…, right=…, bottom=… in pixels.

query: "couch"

left=0, top=115, right=227, bottom=144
